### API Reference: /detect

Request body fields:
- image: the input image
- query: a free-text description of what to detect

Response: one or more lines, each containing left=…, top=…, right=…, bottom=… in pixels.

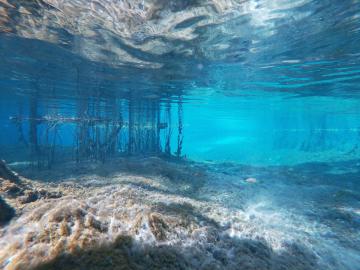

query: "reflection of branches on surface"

left=11, top=113, right=124, bottom=165
left=10, top=116, right=124, bottom=125
left=10, top=89, right=184, bottom=166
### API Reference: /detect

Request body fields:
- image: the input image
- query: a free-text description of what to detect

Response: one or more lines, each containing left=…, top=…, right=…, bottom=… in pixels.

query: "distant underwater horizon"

left=1, top=0, right=360, bottom=270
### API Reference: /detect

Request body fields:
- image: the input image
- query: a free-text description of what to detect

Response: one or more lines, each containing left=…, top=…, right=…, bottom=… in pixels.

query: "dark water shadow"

left=31, top=234, right=319, bottom=270
left=0, top=196, right=15, bottom=226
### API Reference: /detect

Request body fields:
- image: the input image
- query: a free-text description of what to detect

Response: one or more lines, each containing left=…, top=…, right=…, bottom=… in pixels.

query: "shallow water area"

left=1, top=0, right=360, bottom=269
left=0, top=157, right=359, bottom=269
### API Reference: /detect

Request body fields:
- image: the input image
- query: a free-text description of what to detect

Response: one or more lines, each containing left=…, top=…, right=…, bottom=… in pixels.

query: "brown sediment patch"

left=0, top=179, right=23, bottom=197
left=148, top=213, right=168, bottom=241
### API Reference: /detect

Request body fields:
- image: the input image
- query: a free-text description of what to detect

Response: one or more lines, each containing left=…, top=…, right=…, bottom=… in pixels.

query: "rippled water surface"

left=0, top=1, right=360, bottom=270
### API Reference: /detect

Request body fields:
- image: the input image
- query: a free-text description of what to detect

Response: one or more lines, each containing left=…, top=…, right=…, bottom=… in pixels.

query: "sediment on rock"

left=0, top=160, right=321, bottom=270
left=148, top=213, right=169, bottom=241
left=0, top=160, right=62, bottom=206
left=17, top=189, right=62, bottom=204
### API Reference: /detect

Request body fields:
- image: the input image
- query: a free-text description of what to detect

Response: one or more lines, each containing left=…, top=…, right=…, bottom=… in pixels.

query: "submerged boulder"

left=0, top=160, right=62, bottom=204
left=0, top=196, right=15, bottom=225
left=0, top=159, right=25, bottom=199
left=0, top=160, right=20, bottom=183
left=18, top=190, right=40, bottom=204
left=0, top=179, right=23, bottom=197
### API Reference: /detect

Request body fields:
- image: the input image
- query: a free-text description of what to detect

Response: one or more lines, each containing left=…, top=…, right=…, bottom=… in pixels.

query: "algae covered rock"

left=3, top=187, right=62, bottom=205
left=0, top=163, right=62, bottom=204
left=0, top=160, right=25, bottom=199
left=148, top=212, right=168, bottom=241
left=18, top=190, right=39, bottom=204
left=0, top=179, right=23, bottom=197
left=0, top=195, right=15, bottom=225
left=18, top=189, right=62, bottom=204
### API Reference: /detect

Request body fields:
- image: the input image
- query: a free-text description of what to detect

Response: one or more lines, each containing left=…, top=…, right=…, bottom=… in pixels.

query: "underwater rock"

left=59, top=220, right=70, bottom=237
left=245, top=177, right=257, bottom=184
left=0, top=160, right=62, bottom=205
left=18, top=190, right=39, bottom=204
left=0, top=179, right=23, bottom=197
left=84, top=215, right=108, bottom=233
left=18, top=189, right=62, bottom=204
left=0, top=162, right=321, bottom=270
left=231, top=240, right=271, bottom=269
left=0, top=160, right=21, bottom=183
left=0, top=196, right=15, bottom=225
left=200, top=259, right=223, bottom=270
left=212, top=248, right=228, bottom=264
left=31, top=235, right=136, bottom=270
left=274, top=242, right=318, bottom=270
left=138, top=245, right=190, bottom=270
left=0, top=160, right=26, bottom=199
left=191, top=226, right=219, bottom=243
left=148, top=212, right=168, bottom=241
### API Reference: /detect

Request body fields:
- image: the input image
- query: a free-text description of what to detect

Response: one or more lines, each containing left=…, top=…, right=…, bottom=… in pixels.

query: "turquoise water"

left=0, top=1, right=360, bottom=269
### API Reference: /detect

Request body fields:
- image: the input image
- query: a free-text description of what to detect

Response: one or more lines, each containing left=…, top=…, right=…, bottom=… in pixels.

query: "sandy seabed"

left=0, top=157, right=357, bottom=270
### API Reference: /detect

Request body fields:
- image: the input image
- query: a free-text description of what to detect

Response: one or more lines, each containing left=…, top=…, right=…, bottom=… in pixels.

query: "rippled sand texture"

left=0, top=158, right=322, bottom=270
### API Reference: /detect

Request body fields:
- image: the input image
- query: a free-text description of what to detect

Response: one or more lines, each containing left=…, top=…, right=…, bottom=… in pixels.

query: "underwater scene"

left=1, top=1, right=360, bottom=269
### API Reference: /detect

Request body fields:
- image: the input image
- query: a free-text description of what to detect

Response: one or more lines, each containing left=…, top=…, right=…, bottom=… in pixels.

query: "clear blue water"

left=0, top=1, right=360, bottom=269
